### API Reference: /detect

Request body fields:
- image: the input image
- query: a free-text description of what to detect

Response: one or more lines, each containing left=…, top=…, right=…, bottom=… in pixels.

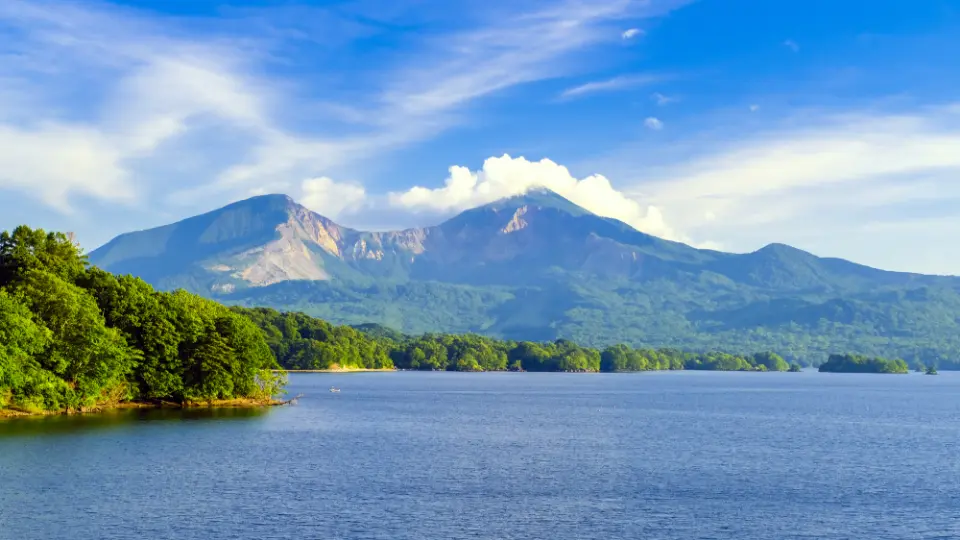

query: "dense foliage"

left=234, top=307, right=394, bottom=370
left=235, top=307, right=799, bottom=373
left=817, top=354, right=909, bottom=374
left=391, top=336, right=797, bottom=373
left=0, top=226, right=284, bottom=414
left=222, top=278, right=960, bottom=369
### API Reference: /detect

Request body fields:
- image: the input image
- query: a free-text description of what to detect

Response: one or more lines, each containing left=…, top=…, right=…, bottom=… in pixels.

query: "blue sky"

left=1, top=0, right=959, bottom=274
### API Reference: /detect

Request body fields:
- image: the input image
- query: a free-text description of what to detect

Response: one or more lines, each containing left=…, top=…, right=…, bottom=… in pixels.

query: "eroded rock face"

left=216, top=197, right=560, bottom=286
left=208, top=200, right=435, bottom=286
left=501, top=207, right=529, bottom=234
left=289, top=205, right=345, bottom=257
left=203, top=208, right=338, bottom=286
left=90, top=187, right=681, bottom=291
left=235, top=221, right=331, bottom=286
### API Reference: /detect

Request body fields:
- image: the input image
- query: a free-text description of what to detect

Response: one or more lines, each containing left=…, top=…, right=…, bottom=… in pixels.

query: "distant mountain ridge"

left=89, top=188, right=960, bottom=366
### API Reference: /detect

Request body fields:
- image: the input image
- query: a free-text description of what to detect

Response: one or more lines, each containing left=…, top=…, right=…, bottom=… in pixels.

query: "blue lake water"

left=2, top=371, right=959, bottom=539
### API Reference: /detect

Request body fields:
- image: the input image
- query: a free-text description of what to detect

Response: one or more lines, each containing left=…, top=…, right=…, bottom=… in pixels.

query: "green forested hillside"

left=235, top=306, right=801, bottom=373
left=223, top=277, right=960, bottom=368
left=0, top=227, right=285, bottom=415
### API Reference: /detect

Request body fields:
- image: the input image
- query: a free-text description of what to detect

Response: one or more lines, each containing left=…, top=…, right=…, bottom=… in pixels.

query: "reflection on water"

left=0, top=406, right=271, bottom=438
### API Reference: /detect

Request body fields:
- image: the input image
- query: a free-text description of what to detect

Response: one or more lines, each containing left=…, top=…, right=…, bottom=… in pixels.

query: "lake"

left=2, top=371, right=959, bottom=539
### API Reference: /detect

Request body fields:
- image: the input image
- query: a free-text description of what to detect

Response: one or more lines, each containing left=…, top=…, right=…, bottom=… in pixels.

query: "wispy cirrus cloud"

left=376, top=103, right=960, bottom=270
left=560, top=74, right=666, bottom=100
left=652, top=92, right=678, bottom=106
left=606, top=103, right=960, bottom=273
left=0, top=0, right=694, bottom=224
left=0, top=0, right=317, bottom=212
left=375, top=0, right=687, bottom=123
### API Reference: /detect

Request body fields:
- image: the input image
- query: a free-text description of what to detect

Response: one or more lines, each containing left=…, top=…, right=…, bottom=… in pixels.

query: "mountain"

left=89, top=188, right=960, bottom=366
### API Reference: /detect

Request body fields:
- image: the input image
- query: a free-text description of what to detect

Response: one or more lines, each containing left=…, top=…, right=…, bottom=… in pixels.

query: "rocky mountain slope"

left=89, top=188, right=960, bottom=366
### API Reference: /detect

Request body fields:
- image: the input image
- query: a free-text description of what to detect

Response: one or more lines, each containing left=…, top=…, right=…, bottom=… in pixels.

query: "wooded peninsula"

left=1, top=227, right=285, bottom=416
left=0, top=226, right=913, bottom=417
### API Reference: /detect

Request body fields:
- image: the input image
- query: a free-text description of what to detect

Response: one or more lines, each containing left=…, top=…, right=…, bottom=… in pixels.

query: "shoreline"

left=276, top=368, right=396, bottom=373
left=0, top=397, right=290, bottom=420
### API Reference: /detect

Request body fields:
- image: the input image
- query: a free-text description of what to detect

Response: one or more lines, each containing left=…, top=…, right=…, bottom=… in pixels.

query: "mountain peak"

left=226, top=193, right=298, bottom=212
left=479, top=186, right=591, bottom=217
left=756, top=242, right=806, bottom=254
left=88, top=192, right=324, bottom=285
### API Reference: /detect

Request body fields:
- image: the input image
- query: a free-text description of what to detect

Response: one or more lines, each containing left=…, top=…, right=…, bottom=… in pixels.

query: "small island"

left=926, top=366, right=938, bottom=375
left=818, top=353, right=909, bottom=374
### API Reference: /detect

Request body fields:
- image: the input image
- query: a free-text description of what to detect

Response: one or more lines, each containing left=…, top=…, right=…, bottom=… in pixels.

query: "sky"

left=1, top=0, right=959, bottom=274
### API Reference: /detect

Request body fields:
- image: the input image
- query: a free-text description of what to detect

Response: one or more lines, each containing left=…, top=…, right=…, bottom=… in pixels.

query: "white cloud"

left=613, top=104, right=960, bottom=273
left=389, top=154, right=679, bottom=240
left=300, top=177, right=366, bottom=219
left=108, top=58, right=268, bottom=155
left=783, top=39, right=799, bottom=52
left=749, top=104, right=760, bottom=112
left=641, top=111, right=960, bottom=205
left=644, top=117, right=664, bottom=130
left=560, top=74, right=663, bottom=100
left=0, top=124, right=133, bottom=212
left=652, top=92, right=677, bottom=106
left=622, top=28, right=644, bottom=40
left=0, top=0, right=695, bottom=222
left=376, top=1, right=689, bottom=127
left=377, top=103, right=960, bottom=275
left=0, top=0, right=323, bottom=212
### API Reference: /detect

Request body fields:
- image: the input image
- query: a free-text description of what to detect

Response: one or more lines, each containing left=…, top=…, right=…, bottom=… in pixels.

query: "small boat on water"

left=329, top=387, right=341, bottom=393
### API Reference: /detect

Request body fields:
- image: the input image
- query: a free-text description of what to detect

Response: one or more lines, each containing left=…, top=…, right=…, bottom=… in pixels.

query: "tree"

left=456, top=353, right=482, bottom=372
left=13, top=270, right=135, bottom=411
left=0, top=290, right=54, bottom=410
left=78, top=269, right=184, bottom=400
left=0, top=226, right=86, bottom=288
left=601, top=345, right=629, bottom=372
left=0, top=226, right=287, bottom=414
left=752, top=352, right=790, bottom=372
left=183, top=321, right=237, bottom=401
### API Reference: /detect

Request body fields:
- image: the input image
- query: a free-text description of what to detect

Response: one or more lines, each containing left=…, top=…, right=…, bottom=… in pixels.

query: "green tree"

left=0, top=290, right=55, bottom=410
left=14, top=270, right=135, bottom=411
left=0, top=225, right=287, bottom=414
left=0, top=226, right=87, bottom=287
left=752, top=352, right=790, bottom=371
left=456, top=353, right=482, bottom=372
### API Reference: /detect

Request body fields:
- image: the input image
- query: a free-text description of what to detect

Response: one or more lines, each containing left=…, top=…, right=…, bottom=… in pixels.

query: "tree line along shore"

left=0, top=226, right=917, bottom=418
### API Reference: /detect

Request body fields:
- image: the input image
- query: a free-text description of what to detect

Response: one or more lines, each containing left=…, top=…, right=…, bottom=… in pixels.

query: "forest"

left=225, top=278, right=960, bottom=370
left=235, top=308, right=804, bottom=373
left=0, top=226, right=285, bottom=415
left=818, top=354, right=910, bottom=374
